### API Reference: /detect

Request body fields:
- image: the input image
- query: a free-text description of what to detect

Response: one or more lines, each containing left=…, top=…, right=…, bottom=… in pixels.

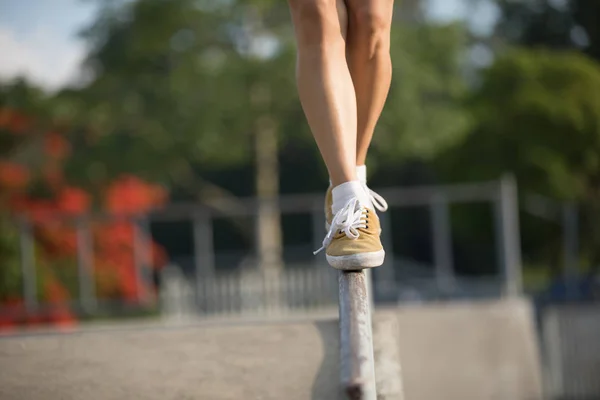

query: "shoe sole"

left=326, top=249, right=385, bottom=271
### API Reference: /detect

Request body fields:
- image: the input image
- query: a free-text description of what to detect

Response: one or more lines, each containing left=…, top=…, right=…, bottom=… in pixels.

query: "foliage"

left=64, top=0, right=300, bottom=191
left=440, top=48, right=600, bottom=270
left=0, top=94, right=168, bottom=330
left=375, top=22, right=471, bottom=164
left=444, top=49, right=600, bottom=197
left=493, top=0, right=600, bottom=61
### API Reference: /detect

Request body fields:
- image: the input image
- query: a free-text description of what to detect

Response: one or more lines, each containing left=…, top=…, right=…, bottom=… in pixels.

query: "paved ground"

left=0, top=299, right=544, bottom=400
left=0, top=318, right=342, bottom=400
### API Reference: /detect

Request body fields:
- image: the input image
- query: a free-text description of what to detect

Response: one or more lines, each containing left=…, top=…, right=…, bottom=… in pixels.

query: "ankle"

left=329, top=171, right=357, bottom=188
left=329, top=166, right=367, bottom=188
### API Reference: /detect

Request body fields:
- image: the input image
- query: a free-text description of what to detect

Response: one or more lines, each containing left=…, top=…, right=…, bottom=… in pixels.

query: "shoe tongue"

left=358, top=196, right=373, bottom=211
left=355, top=201, right=369, bottom=213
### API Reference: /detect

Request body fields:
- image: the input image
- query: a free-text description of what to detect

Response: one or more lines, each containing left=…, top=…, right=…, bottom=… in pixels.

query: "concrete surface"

left=542, top=304, right=600, bottom=399
left=0, top=299, right=543, bottom=400
left=393, top=298, right=543, bottom=400
left=0, top=319, right=342, bottom=400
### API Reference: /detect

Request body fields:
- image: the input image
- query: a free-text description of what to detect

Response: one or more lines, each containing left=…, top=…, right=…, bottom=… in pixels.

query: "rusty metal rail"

left=338, top=270, right=377, bottom=400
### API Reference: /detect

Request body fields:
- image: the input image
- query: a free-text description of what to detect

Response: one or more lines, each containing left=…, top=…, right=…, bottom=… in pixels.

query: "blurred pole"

left=542, top=308, right=564, bottom=398
left=312, top=204, right=326, bottom=269
left=252, top=83, right=284, bottom=312
left=562, top=203, right=578, bottom=300
left=76, top=217, right=97, bottom=313
left=194, top=211, right=215, bottom=311
left=253, top=88, right=282, bottom=274
left=132, top=216, right=151, bottom=304
left=430, top=194, right=455, bottom=297
left=494, top=174, right=523, bottom=297
left=19, top=216, right=37, bottom=312
left=377, top=211, right=396, bottom=300
left=312, top=204, right=339, bottom=305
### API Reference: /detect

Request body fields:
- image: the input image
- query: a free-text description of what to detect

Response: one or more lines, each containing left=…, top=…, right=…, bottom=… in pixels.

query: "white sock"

left=356, top=165, right=367, bottom=185
left=332, top=181, right=372, bottom=215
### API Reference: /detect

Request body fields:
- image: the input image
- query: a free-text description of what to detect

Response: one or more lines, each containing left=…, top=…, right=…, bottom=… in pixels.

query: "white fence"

left=160, top=264, right=339, bottom=320
left=543, top=304, right=600, bottom=400
left=5, top=177, right=524, bottom=317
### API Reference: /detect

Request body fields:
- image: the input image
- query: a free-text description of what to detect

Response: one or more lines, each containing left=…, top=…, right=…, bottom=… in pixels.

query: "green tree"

left=493, top=0, right=600, bottom=61
left=64, top=0, right=303, bottom=278
left=65, top=0, right=472, bottom=258
left=373, top=22, right=471, bottom=168
left=441, top=48, right=600, bottom=272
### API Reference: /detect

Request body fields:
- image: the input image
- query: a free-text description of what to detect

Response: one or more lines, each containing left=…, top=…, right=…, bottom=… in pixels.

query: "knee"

left=289, top=0, right=340, bottom=47
left=350, top=6, right=391, bottom=55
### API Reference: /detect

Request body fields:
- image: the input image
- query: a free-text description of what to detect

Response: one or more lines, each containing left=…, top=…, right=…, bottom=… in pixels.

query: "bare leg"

left=288, top=0, right=357, bottom=186
left=345, top=0, right=394, bottom=166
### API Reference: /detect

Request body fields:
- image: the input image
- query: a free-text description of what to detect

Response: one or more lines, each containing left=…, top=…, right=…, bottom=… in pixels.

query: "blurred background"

left=1, top=0, right=599, bottom=398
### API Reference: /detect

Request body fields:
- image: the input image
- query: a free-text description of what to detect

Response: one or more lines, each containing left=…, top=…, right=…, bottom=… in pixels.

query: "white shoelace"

left=368, top=188, right=388, bottom=212
left=314, top=198, right=367, bottom=255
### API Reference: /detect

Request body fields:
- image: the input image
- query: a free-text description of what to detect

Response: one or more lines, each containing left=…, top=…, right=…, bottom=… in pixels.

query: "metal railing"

left=339, top=270, right=377, bottom=400
left=3, top=176, right=523, bottom=319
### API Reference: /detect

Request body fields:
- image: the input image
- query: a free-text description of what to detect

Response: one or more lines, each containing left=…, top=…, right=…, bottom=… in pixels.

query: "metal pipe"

left=430, top=194, right=455, bottom=297
left=19, top=217, right=37, bottom=312
left=562, top=203, right=578, bottom=300
left=76, top=217, right=97, bottom=312
left=132, top=216, right=151, bottom=303
left=193, top=212, right=215, bottom=279
left=494, top=174, right=523, bottom=297
left=378, top=211, right=397, bottom=300
left=339, top=270, right=377, bottom=400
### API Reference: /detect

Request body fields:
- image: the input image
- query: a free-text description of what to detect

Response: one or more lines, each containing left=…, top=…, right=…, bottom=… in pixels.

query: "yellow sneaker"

left=324, top=185, right=388, bottom=231
left=315, top=198, right=385, bottom=270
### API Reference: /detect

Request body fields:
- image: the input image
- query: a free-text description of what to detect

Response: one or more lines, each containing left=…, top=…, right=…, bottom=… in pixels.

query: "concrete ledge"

left=392, top=298, right=543, bottom=400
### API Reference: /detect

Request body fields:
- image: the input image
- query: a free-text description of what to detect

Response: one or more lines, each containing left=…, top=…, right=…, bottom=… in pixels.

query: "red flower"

left=0, top=318, right=16, bottom=333
left=44, top=132, right=71, bottom=159
left=23, top=313, right=45, bottom=326
left=46, top=307, right=77, bottom=330
left=42, top=165, right=64, bottom=188
left=37, top=222, right=78, bottom=257
left=0, top=108, right=31, bottom=134
left=105, top=175, right=167, bottom=215
left=2, top=145, right=169, bottom=329
left=150, top=242, right=167, bottom=269
left=44, top=274, right=70, bottom=304
left=56, top=187, right=91, bottom=215
left=117, top=263, right=140, bottom=302
left=0, top=161, right=30, bottom=191
left=23, top=199, right=56, bottom=223
left=0, top=108, right=11, bottom=128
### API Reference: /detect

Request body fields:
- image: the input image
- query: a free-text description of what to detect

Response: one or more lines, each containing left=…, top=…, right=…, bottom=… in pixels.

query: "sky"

left=0, top=0, right=97, bottom=91
left=0, top=0, right=499, bottom=92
